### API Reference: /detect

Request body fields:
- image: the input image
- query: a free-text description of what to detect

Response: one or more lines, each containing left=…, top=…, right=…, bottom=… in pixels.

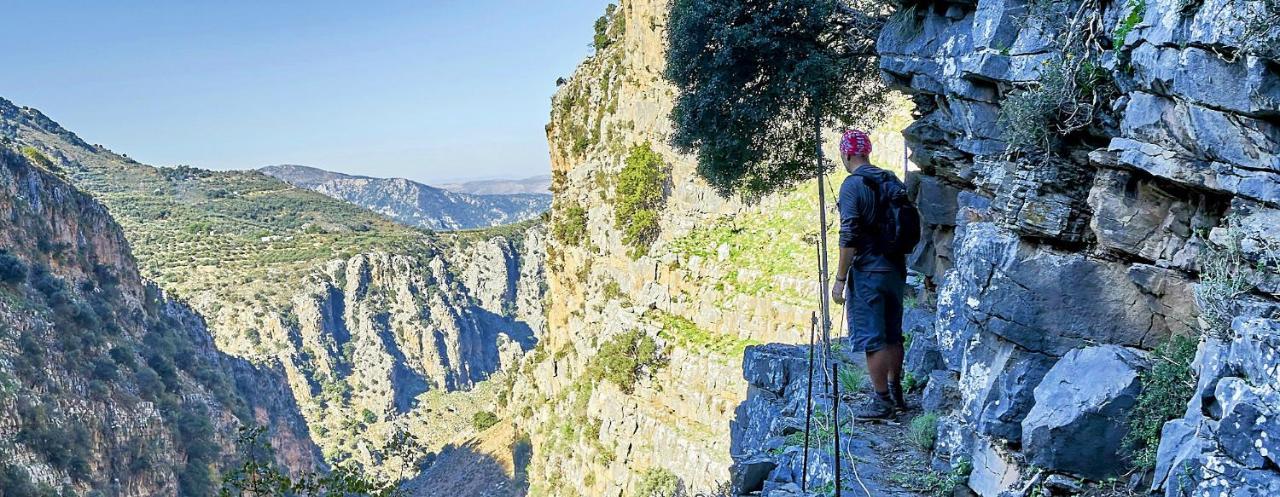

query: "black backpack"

left=855, top=169, right=921, bottom=256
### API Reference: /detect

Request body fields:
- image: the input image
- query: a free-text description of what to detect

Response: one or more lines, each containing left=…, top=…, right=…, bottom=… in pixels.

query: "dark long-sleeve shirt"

left=837, top=165, right=904, bottom=273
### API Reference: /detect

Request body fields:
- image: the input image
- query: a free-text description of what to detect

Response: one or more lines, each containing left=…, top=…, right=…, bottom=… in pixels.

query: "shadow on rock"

left=400, top=428, right=531, bottom=497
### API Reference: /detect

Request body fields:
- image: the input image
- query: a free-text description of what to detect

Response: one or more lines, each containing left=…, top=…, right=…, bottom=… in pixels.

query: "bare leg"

left=885, top=343, right=905, bottom=384
left=865, top=348, right=893, bottom=393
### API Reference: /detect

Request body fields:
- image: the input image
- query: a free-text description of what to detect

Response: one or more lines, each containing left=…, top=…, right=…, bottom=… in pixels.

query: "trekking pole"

left=802, top=312, right=817, bottom=492
left=832, top=361, right=842, bottom=497
left=814, top=110, right=834, bottom=393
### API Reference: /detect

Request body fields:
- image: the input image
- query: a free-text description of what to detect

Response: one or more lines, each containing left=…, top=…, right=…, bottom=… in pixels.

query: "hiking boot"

left=889, top=382, right=912, bottom=412
left=851, top=392, right=895, bottom=421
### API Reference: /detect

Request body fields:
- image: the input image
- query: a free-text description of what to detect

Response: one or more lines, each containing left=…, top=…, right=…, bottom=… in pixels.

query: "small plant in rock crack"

left=908, top=412, right=941, bottom=452
left=1194, top=216, right=1279, bottom=340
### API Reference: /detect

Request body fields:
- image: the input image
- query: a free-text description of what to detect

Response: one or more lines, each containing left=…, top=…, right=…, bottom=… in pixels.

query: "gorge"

left=1, top=0, right=1277, bottom=495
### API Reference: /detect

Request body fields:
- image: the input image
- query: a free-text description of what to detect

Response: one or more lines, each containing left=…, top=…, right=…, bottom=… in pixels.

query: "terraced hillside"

left=0, top=97, right=547, bottom=482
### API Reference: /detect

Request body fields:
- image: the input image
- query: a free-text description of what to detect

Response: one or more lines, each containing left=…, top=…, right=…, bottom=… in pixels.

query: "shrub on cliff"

left=0, top=251, right=27, bottom=284
left=593, top=3, right=625, bottom=51
left=471, top=411, right=500, bottom=431
left=635, top=467, right=680, bottom=497
left=1123, top=334, right=1198, bottom=471
left=553, top=201, right=588, bottom=246
left=666, top=0, right=887, bottom=198
left=20, top=146, right=58, bottom=173
left=996, top=1, right=1116, bottom=156
left=0, top=465, right=60, bottom=497
left=221, top=426, right=397, bottom=496
left=614, top=142, right=666, bottom=255
left=590, top=330, right=665, bottom=394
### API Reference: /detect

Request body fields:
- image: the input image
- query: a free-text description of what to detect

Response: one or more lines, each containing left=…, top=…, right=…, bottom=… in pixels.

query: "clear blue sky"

left=0, top=1, right=610, bottom=184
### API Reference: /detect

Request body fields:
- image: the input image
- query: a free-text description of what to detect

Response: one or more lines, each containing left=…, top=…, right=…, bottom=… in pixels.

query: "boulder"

left=1021, top=345, right=1150, bottom=479
left=731, top=455, right=776, bottom=495
left=1214, top=377, right=1280, bottom=469
left=904, top=307, right=946, bottom=376
left=1151, top=418, right=1209, bottom=494
left=959, top=332, right=1056, bottom=441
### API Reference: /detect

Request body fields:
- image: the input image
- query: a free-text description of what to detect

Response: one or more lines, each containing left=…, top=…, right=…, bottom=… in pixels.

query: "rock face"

left=261, top=164, right=551, bottom=230
left=0, top=147, right=318, bottom=495
left=503, top=0, right=869, bottom=494
left=1153, top=317, right=1280, bottom=497
left=880, top=0, right=1280, bottom=494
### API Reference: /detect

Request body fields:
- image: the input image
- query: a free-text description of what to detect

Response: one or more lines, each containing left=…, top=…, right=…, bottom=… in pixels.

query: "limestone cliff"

left=504, top=1, right=911, bottom=495
left=0, top=145, right=318, bottom=496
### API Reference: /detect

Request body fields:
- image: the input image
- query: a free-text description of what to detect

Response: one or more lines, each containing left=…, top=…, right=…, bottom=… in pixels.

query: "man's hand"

left=832, top=280, right=845, bottom=305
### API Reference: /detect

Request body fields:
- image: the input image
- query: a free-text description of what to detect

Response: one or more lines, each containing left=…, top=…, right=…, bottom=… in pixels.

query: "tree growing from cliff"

left=665, top=0, right=890, bottom=198
left=614, top=142, right=667, bottom=255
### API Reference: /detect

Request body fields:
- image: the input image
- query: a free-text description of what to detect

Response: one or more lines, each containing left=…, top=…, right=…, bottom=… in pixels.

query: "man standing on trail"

left=830, top=129, right=919, bottom=421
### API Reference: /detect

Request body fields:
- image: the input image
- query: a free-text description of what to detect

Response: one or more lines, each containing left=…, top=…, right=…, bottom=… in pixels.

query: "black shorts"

left=843, top=268, right=906, bottom=353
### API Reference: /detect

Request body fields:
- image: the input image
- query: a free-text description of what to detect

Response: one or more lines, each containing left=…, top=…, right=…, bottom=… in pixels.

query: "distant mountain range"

left=437, top=175, right=552, bottom=195
left=260, top=165, right=550, bottom=230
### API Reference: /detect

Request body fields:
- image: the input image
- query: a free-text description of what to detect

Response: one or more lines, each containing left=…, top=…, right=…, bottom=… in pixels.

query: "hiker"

left=830, top=129, right=920, bottom=420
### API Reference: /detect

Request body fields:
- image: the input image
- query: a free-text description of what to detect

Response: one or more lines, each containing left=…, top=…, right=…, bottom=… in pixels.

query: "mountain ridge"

left=259, top=164, right=550, bottom=231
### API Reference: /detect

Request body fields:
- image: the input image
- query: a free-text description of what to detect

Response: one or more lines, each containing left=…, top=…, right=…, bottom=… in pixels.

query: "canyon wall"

left=0, top=146, right=318, bottom=496
left=506, top=0, right=911, bottom=494
left=0, top=97, right=548, bottom=483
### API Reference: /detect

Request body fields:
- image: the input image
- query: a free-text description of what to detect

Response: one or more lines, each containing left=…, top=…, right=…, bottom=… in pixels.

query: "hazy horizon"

left=0, top=1, right=610, bottom=185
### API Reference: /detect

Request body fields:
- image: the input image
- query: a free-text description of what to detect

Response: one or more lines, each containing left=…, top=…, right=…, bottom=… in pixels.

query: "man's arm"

left=835, top=246, right=855, bottom=283
left=832, top=177, right=864, bottom=303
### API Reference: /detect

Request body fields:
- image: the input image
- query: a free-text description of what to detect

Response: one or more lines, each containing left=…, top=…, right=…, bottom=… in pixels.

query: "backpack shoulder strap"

left=853, top=170, right=882, bottom=209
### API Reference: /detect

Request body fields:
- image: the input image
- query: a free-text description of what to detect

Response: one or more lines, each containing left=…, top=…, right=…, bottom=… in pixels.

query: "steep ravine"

left=0, top=97, right=549, bottom=483
left=0, top=146, right=318, bottom=496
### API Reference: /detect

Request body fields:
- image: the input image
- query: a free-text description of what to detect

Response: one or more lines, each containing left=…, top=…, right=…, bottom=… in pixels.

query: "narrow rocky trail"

left=731, top=345, right=941, bottom=497
left=818, top=407, right=937, bottom=497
